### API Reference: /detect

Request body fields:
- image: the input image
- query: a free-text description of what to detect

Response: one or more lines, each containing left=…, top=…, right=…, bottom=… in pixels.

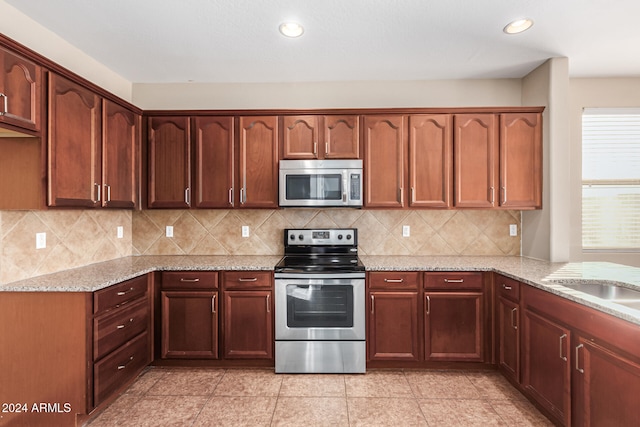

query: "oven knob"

left=346, top=234, right=352, bottom=240
left=338, top=234, right=343, bottom=240
left=290, top=234, right=295, bottom=240
left=298, top=234, right=304, bottom=241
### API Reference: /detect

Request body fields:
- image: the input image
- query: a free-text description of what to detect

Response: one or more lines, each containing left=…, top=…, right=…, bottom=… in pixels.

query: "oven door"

left=275, top=277, right=365, bottom=341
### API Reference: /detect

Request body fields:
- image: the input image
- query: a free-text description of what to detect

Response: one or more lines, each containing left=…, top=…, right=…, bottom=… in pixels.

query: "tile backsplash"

left=1, top=208, right=520, bottom=284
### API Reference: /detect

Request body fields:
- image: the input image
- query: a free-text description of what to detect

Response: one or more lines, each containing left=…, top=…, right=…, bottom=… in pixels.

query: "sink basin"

left=560, top=283, right=640, bottom=310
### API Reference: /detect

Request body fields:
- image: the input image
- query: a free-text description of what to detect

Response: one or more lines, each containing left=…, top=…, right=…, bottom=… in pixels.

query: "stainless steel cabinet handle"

left=184, top=187, right=191, bottom=205
left=116, top=287, right=135, bottom=296
left=559, top=334, right=568, bottom=361
left=228, top=188, right=233, bottom=205
left=511, top=307, right=518, bottom=330
left=411, top=187, right=415, bottom=203
left=575, top=344, right=585, bottom=373
left=444, top=278, right=464, bottom=283
left=371, top=294, right=375, bottom=314
left=117, top=355, right=134, bottom=370
left=211, top=295, right=217, bottom=313
left=502, top=283, right=512, bottom=290
left=325, top=142, right=329, bottom=155
left=425, top=295, right=431, bottom=314
left=180, top=278, right=200, bottom=282
left=238, top=277, right=258, bottom=282
left=95, top=183, right=101, bottom=202
left=501, top=186, right=507, bottom=205
left=240, top=188, right=246, bottom=204
left=490, top=186, right=495, bottom=204
left=399, top=187, right=404, bottom=204
left=266, top=294, right=271, bottom=313
left=313, top=142, right=317, bottom=155
left=116, top=318, right=134, bottom=330
left=105, top=184, right=111, bottom=202
left=384, top=278, right=404, bottom=283
left=0, top=93, right=7, bottom=115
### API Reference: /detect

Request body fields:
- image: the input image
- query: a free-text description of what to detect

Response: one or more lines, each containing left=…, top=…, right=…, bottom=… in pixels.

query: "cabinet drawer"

left=424, top=272, right=483, bottom=290
left=496, top=275, right=520, bottom=302
left=368, top=272, right=419, bottom=289
left=94, top=331, right=150, bottom=406
left=94, top=275, right=148, bottom=315
left=222, top=271, right=272, bottom=289
left=162, top=271, right=219, bottom=290
left=94, top=298, right=149, bottom=361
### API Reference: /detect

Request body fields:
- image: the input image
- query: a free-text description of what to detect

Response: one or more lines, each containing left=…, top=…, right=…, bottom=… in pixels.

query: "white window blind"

left=582, top=109, right=640, bottom=251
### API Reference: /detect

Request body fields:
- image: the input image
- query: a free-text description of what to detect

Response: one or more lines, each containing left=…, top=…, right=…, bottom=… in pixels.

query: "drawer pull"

left=117, top=355, right=134, bottom=370
left=179, top=278, right=200, bottom=283
left=383, top=278, right=404, bottom=283
left=444, top=278, right=464, bottom=283
left=116, top=318, right=134, bottom=330
left=116, top=287, right=135, bottom=296
left=239, top=277, right=258, bottom=282
left=502, top=283, right=512, bottom=290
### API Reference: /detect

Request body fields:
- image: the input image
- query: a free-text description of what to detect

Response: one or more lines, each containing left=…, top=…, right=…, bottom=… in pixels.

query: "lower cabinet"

left=222, top=271, right=274, bottom=359
left=368, top=290, right=420, bottom=361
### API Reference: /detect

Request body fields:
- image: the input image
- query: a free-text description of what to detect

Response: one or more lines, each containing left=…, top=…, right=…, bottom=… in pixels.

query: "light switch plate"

left=166, top=226, right=174, bottom=237
left=117, top=226, right=124, bottom=239
left=402, top=225, right=410, bottom=237
left=242, top=226, right=250, bottom=237
left=36, top=232, right=46, bottom=249
left=509, top=224, right=518, bottom=236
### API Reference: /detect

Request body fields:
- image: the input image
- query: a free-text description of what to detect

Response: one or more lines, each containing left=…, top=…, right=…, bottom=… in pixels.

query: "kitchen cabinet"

left=367, top=272, right=421, bottom=361
left=222, top=271, right=273, bottom=359
left=0, top=45, right=42, bottom=132
left=160, top=271, right=219, bottom=359
left=499, top=113, right=542, bottom=208
left=408, top=114, right=453, bottom=208
left=281, top=115, right=360, bottom=159
left=453, top=113, right=498, bottom=208
left=194, top=116, right=235, bottom=208
left=102, top=99, right=140, bottom=208
left=147, top=116, right=191, bottom=208
left=495, top=274, right=521, bottom=383
left=363, top=115, right=407, bottom=208
left=48, top=73, right=102, bottom=207
left=424, top=272, right=484, bottom=361
left=237, top=116, right=279, bottom=208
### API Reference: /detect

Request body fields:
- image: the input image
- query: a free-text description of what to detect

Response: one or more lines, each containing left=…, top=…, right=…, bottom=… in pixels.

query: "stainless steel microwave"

left=279, top=159, right=363, bottom=207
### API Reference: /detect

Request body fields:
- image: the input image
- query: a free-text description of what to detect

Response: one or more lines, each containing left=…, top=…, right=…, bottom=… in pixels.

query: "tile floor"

left=86, top=368, right=553, bottom=426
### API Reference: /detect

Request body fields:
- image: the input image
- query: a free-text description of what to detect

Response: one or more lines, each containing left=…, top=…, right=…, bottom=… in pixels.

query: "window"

left=582, top=109, right=640, bottom=251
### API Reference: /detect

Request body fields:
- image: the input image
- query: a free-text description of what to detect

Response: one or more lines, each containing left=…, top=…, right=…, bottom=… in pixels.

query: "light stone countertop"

left=1, top=254, right=640, bottom=326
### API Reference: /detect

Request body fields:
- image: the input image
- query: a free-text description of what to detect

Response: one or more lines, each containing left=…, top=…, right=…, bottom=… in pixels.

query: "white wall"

left=0, top=0, right=132, bottom=101
left=569, top=78, right=640, bottom=267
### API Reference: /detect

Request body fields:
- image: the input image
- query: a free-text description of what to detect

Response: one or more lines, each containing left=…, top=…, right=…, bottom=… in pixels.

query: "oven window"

left=285, top=174, right=342, bottom=200
left=286, top=284, right=353, bottom=328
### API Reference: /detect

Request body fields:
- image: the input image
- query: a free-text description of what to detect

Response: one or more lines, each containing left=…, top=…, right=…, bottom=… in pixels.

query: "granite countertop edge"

left=2, top=254, right=639, bottom=326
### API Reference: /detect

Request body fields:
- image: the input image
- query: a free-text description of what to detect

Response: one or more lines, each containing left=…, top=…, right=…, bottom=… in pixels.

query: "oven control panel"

left=285, top=228, right=357, bottom=246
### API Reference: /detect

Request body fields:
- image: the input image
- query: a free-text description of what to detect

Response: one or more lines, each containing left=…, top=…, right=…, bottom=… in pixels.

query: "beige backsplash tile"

left=0, top=208, right=521, bottom=284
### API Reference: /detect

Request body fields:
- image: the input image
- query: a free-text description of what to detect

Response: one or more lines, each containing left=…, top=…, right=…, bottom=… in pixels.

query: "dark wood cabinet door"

left=499, top=113, right=542, bottom=208
left=522, top=308, right=571, bottom=426
left=368, top=291, right=420, bottom=361
left=282, top=115, right=320, bottom=159
left=161, top=291, right=218, bottom=359
left=223, top=290, right=273, bottom=359
left=324, top=115, right=360, bottom=159
left=573, top=337, right=640, bottom=427
left=148, top=116, right=191, bottom=208
left=453, top=114, right=498, bottom=207
left=498, top=296, right=520, bottom=382
left=102, top=100, right=139, bottom=208
left=48, top=73, right=102, bottom=207
left=409, top=114, right=452, bottom=208
left=238, top=116, right=278, bottom=208
left=194, top=116, right=234, bottom=208
left=424, top=292, right=483, bottom=361
left=363, top=115, right=407, bottom=208
left=0, top=46, right=42, bottom=132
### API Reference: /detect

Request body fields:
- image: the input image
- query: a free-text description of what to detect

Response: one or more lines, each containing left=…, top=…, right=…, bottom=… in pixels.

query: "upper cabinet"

left=238, top=116, right=279, bottom=208
left=194, top=116, right=235, bottom=208
left=282, top=115, right=360, bottom=159
left=363, top=115, right=407, bottom=208
left=48, top=73, right=103, bottom=207
left=147, top=116, right=191, bottom=208
left=0, top=46, right=42, bottom=133
left=499, top=113, right=542, bottom=209
left=453, top=113, right=498, bottom=208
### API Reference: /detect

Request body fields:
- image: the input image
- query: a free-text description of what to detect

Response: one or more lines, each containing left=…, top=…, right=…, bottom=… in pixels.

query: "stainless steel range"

left=274, top=228, right=366, bottom=373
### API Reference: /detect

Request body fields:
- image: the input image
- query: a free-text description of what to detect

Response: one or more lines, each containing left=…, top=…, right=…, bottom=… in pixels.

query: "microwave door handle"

left=342, top=171, right=348, bottom=202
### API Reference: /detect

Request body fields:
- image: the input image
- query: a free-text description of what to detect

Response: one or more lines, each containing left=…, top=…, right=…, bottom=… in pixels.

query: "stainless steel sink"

left=561, top=283, right=640, bottom=310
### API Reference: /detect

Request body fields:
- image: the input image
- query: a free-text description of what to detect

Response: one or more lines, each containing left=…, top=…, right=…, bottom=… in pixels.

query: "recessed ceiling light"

left=503, top=18, right=534, bottom=35
left=279, top=22, right=304, bottom=38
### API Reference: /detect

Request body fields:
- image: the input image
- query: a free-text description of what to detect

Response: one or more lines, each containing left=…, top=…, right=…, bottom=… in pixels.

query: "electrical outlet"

left=509, top=224, right=518, bottom=236
left=36, top=232, right=46, bottom=249
left=402, top=225, right=410, bottom=237
left=166, top=226, right=174, bottom=237
left=117, top=226, right=124, bottom=239
left=242, top=225, right=250, bottom=237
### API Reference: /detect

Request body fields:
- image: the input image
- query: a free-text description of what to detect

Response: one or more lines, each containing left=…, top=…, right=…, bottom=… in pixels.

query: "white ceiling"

left=6, top=0, right=640, bottom=84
